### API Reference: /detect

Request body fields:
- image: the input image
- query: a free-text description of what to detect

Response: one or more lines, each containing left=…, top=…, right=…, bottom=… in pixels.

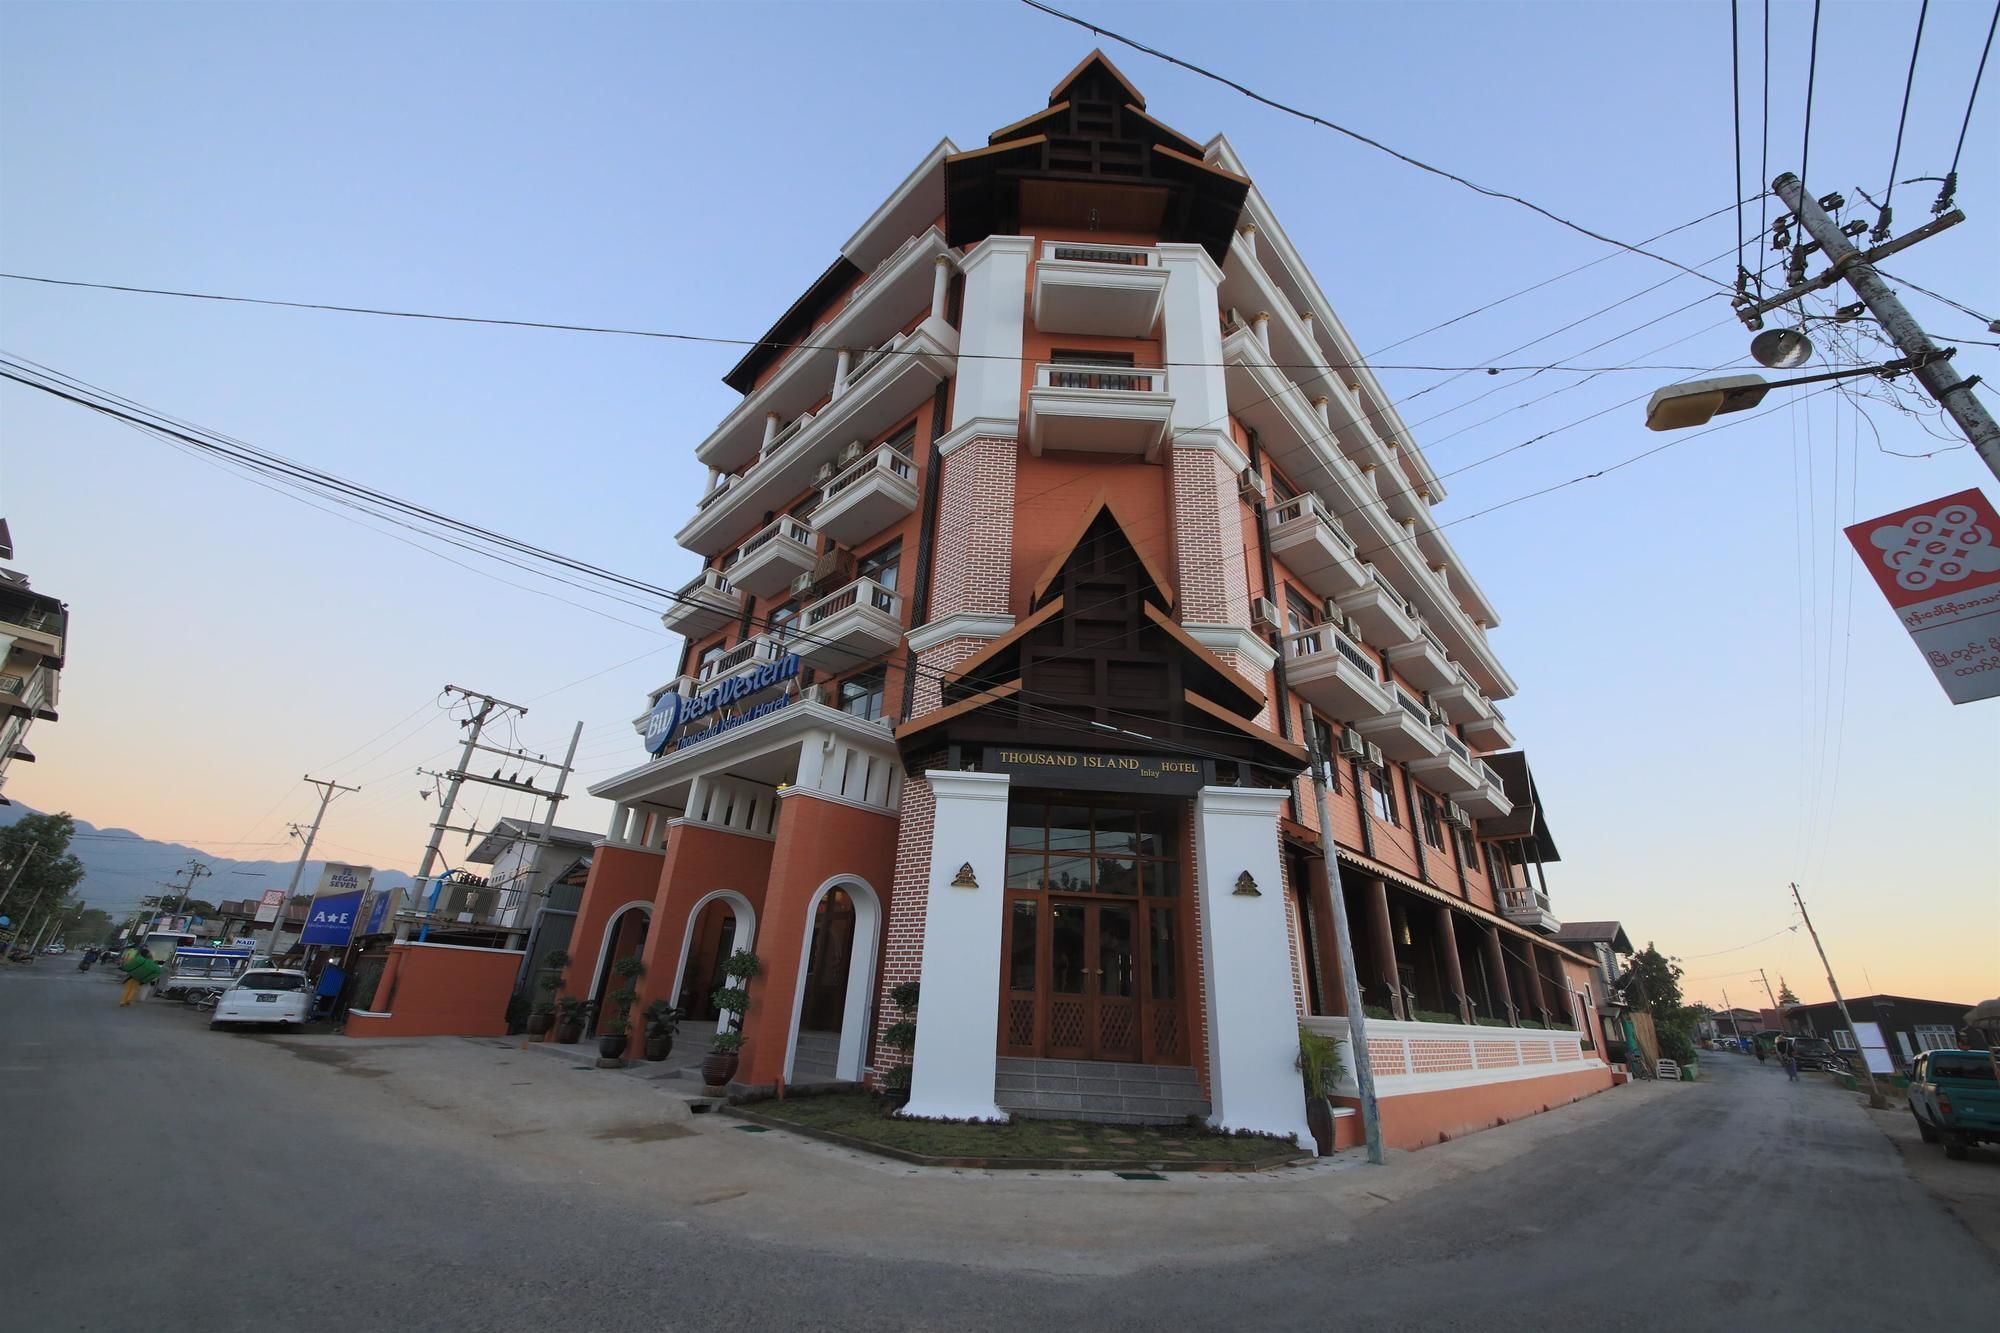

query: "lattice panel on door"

left=1048, top=997, right=1086, bottom=1051
left=1098, top=1003, right=1136, bottom=1057
left=1150, top=1006, right=1180, bottom=1060
left=1007, top=998, right=1035, bottom=1048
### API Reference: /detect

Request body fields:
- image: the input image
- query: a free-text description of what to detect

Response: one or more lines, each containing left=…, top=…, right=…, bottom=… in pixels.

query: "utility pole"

left=1768, top=174, right=2000, bottom=481
left=1791, top=881, right=1887, bottom=1108
left=1305, top=733, right=1384, bottom=1166
left=1757, top=968, right=1779, bottom=1010
left=166, top=858, right=211, bottom=917
left=408, top=686, right=528, bottom=938
left=1722, top=986, right=1736, bottom=1040
left=0, top=840, right=42, bottom=913
left=263, top=775, right=359, bottom=961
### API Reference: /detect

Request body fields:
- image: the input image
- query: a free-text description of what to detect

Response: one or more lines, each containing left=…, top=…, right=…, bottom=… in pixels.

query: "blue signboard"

left=300, top=889, right=365, bottom=947
left=642, top=653, right=801, bottom=755
left=364, top=890, right=393, bottom=935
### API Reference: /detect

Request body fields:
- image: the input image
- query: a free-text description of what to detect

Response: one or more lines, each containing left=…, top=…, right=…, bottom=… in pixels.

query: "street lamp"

left=1643, top=352, right=1950, bottom=432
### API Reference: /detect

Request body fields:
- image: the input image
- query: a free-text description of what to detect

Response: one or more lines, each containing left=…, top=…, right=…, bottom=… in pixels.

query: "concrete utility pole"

left=408, top=686, right=527, bottom=937
left=0, top=840, right=42, bottom=913
left=166, top=858, right=211, bottom=917
left=263, top=775, right=359, bottom=961
left=1304, top=734, right=1384, bottom=1166
left=1757, top=968, right=1779, bottom=1010
left=1771, top=174, right=2000, bottom=481
left=1790, top=881, right=1887, bottom=1108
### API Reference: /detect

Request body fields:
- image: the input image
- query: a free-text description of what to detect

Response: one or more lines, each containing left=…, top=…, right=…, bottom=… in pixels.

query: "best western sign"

left=643, top=653, right=801, bottom=754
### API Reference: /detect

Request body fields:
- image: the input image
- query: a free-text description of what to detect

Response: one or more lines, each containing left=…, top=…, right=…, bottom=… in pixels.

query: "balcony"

left=1265, top=493, right=1367, bottom=599
left=1032, top=241, right=1169, bottom=338
left=1025, top=362, right=1173, bottom=460
left=0, top=603, right=64, bottom=667
left=810, top=445, right=918, bottom=547
left=1335, top=565, right=1421, bottom=647
left=1433, top=664, right=1515, bottom=750
left=677, top=315, right=958, bottom=556
left=0, top=675, right=28, bottom=720
left=659, top=569, right=742, bottom=640
left=797, top=577, right=903, bottom=671
left=1460, top=756, right=1515, bottom=819
left=728, top=517, right=817, bottom=599
left=1282, top=623, right=1391, bottom=723
left=1463, top=706, right=1515, bottom=752
left=698, top=634, right=789, bottom=688
left=1408, top=726, right=1482, bottom=797
left=1351, top=685, right=1445, bottom=762
left=1500, top=886, right=1559, bottom=935
left=1384, top=621, right=1455, bottom=692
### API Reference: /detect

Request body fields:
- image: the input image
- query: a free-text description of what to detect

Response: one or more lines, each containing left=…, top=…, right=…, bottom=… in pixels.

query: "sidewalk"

left=258, top=1030, right=1683, bottom=1277
left=1863, top=1096, right=2000, bottom=1261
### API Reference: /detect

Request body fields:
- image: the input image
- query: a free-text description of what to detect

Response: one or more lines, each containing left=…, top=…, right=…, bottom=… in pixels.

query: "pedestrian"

left=118, top=947, right=161, bottom=1006
left=1783, top=1051, right=1800, bottom=1082
left=1756, top=1044, right=1767, bottom=1067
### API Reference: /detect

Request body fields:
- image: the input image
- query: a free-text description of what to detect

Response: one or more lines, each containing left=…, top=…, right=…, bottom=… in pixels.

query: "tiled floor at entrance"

left=995, top=1058, right=1210, bottom=1125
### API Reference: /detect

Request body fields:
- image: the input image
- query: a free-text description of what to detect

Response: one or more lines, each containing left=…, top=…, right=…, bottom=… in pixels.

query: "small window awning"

left=1477, top=751, right=1559, bottom=862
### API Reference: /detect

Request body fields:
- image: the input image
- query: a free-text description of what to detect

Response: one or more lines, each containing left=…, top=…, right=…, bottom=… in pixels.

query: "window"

left=238, top=971, right=305, bottom=992
left=1284, top=587, right=1319, bottom=637
left=838, top=667, right=886, bottom=721
left=1369, top=767, right=1398, bottom=825
left=1455, top=823, right=1477, bottom=869
left=766, top=599, right=801, bottom=647
left=881, top=422, right=916, bottom=457
left=1832, top=1028, right=1857, bottom=1051
left=1268, top=468, right=1299, bottom=504
left=1485, top=843, right=1512, bottom=889
left=1419, top=792, right=1445, bottom=851
left=858, top=538, right=902, bottom=593
left=1005, top=801, right=1179, bottom=898
left=1914, top=1024, right=1959, bottom=1052
left=1051, top=348, right=1136, bottom=366
left=698, top=642, right=729, bottom=676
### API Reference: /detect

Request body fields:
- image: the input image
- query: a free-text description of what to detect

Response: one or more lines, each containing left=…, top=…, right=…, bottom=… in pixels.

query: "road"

left=4, top=964, right=1995, bottom=1330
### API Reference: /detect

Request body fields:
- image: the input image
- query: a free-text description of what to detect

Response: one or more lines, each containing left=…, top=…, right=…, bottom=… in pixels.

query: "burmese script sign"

left=990, top=748, right=1206, bottom=794
left=1844, top=488, right=2000, bottom=704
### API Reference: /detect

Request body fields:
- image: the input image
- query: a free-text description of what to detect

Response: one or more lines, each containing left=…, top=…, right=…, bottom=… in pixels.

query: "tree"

left=0, top=812, right=86, bottom=943
left=1627, top=943, right=1699, bottom=1067
left=1777, top=977, right=1801, bottom=1006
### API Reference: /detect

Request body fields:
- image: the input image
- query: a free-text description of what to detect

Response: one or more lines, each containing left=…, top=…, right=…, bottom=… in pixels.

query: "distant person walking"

left=117, top=947, right=160, bottom=1006
left=1782, top=1051, right=1800, bottom=1082
left=1756, top=1044, right=1768, bottom=1067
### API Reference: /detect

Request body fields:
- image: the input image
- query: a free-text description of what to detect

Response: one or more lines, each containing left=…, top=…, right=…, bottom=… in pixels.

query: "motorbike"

left=77, top=956, right=95, bottom=972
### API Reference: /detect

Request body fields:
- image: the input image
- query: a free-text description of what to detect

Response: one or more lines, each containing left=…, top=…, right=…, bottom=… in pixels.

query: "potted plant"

left=702, top=948, right=760, bottom=1089
left=554, top=994, right=586, bottom=1045
left=877, top=979, right=919, bottom=1106
left=642, top=1000, right=682, bottom=1062
left=597, top=955, right=646, bottom=1065
left=526, top=949, right=569, bottom=1038
left=1296, top=1024, right=1348, bottom=1156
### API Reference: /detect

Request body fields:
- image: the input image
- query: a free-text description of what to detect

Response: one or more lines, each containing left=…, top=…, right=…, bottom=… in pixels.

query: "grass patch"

left=736, top=1091, right=1301, bottom=1167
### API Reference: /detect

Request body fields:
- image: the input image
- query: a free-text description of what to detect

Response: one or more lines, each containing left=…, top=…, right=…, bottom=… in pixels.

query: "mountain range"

left=0, top=803, right=415, bottom=916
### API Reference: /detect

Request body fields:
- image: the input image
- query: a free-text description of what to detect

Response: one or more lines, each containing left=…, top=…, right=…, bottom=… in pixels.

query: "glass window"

left=1268, top=469, right=1298, bottom=503
left=1044, top=856, right=1092, bottom=893
left=858, top=539, right=902, bottom=592
left=1008, top=901, right=1037, bottom=991
left=1832, top=1029, right=1857, bottom=1051
left=698, top=642, right=728, bottom=674
left=882, top=423, right=917, bottom=457
left=1148, top=907, right=1178, bottom=1000
left=766, top=600, right=800, bottom=646
left=1303, top=709, right=1338, bottom=791
left=1094, top=858, right=1139, bottom=896
left=1419, top=793, right=1445, bottom=851
left=238, top=971, right=305, bottom=992
left=1008, top=803, right=1048, bottom=848
left=838, top=668, right=885, bottom=721
left=1284, top=588, right=1319, bottom=637
left=1046, top=806, right=1092, bottom=854
left=1369, top=767, right=1398, bottom=825
left=1002, top=799, right=1178, bottom=898
left=1914, top=1025, right=1959, bottom=1052
left=1050, top=348, right=1137, bottom=367
left=1093, top=809, right=1139, bottom=855
left=1006, top=854, right=1045, bottom=889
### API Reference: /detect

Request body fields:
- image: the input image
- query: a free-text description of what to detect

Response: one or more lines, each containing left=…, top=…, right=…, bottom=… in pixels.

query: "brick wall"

left=872, top=773, right=935, bottom=1081
left=1170, top=447, right=1252, bottom=626
left=931, top=437, right=1016, bottom=620
left=910, top=636, right=981, bottom=716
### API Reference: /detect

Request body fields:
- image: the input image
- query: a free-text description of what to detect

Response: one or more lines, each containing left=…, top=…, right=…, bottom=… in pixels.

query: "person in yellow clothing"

left=118, top=947, right=161, bottom=1006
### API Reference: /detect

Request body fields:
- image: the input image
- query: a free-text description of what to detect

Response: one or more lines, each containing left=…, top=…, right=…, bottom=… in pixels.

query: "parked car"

left=1907, top=1049, right=2000, bottom=1160
left=43, top=944, right=66, bottom=956
left=210, top=969, right=312, bottom=1030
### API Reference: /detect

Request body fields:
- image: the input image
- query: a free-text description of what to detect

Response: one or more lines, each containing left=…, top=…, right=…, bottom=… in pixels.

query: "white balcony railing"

left=698, top=634, right=785, bottom=685
left=822, top=444, right=914, bottom=504
left=1267, top=492, right=1357, bottom=551
left=1044, top=241, right=1159, bottom=267
left=1035, top=362, right=1167, bottom=393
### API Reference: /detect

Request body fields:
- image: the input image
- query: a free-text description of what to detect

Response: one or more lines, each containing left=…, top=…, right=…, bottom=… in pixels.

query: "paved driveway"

left=4, top=966, right=1994, bottom=1330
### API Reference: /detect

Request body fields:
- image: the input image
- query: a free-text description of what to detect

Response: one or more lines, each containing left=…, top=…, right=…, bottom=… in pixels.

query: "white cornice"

left=1171, top=427, right=1248, bottom=475
left=1182, top=622, right=1278, bottom=674
left=841, top=137, right=958, bottom=270
left=934, top=419, right=1019, bottom=457
left=908, top=612, right=1015, bottom=654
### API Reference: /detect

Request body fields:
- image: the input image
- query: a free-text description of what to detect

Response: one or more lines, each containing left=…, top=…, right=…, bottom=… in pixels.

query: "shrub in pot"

left=597, top=955, right=646, bottom=1064
left=702, top=949, right=761, bottom=1090
left=643, top=1000, right=681, bottom=1062
left=527, top=949, right=570, bottom=1038
left=555, top=995, right=586, bottom=1044
left=703, top=1030, right=743, bottom=1088
left=877, top=980, right=919, bottom=1106
left=1296, top=1024, right=1349, bottom=1156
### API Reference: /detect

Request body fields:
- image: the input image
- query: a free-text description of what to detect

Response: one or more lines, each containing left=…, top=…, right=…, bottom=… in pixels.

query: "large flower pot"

left=555, top=1019, right=583, bottom=1045
left=1305, top=1097, right=1336, bottom=1157
left=644, top=1032, right=674, bottom=1063
left=598, top=1032, right=629, bottom=1062
left=526, top=1012, right=552, bottom=1038
left=701, top=1049, right=739, bottom=1089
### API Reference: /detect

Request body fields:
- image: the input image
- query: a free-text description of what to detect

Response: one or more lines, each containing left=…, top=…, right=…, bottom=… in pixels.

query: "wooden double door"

left=1001, top=895, right=1187, bottom=1064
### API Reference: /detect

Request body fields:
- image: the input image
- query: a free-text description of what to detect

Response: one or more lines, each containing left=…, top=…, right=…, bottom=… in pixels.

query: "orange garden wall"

left=345, top=941, right=525, bottom=1039
left=1340, top=1065, right=1614, bottom=1151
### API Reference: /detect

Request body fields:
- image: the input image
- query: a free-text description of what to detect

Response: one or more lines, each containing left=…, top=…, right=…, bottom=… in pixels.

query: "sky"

left=2, top=1, right=1994, bottom=1005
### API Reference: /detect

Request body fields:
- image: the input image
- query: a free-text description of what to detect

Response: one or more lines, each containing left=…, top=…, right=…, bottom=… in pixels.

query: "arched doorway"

left=783, top=877, right=882, bottom=1084
left=587, top=903, right=651, bottom=1037
left=670, top=890, right=758, bottom=1038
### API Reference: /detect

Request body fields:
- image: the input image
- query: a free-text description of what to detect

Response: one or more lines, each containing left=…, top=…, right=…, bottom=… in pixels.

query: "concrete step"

left=995, top=1057, right=1209, bottom=1125
left=792, top=1029, right=840, bottom=1079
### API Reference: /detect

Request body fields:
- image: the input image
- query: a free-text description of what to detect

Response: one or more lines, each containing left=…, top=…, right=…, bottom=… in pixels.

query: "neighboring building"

left=1707, top=1006, right=1763, bottom=1041
left=566, top=53, right=1611, bottom=1148
left=465, top=818, right=599, bottom=933
left=0, top=525, right=67, bottom=802
left=1783, top=994, right=1990, bottom=1068
left=1552, top=920, right=1633, bottom=1055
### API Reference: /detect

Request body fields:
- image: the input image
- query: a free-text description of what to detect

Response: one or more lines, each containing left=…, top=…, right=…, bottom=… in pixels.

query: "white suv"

left=210, top=969, right=312, bottom=1030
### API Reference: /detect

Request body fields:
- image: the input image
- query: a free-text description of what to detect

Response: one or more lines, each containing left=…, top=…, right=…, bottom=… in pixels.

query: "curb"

left=720, top=1103, right=1311, bottom=1173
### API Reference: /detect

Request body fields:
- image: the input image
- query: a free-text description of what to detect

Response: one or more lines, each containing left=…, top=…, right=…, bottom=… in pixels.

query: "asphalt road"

left=4, top=965, right=1995, bottom=1331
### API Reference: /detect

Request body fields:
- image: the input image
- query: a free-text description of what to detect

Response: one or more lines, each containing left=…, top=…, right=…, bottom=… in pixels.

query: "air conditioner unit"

left=1252, top=597, right=1280, bottom=630
left=812, top=461, right=836, bottom=487
left=1338, top=729, right=1368, bottom=760
left=800, top=683, right=829, bottom=706
left=1237, top=468, right=1266, bottom=501
left=1444, top=800, right=1469, bottom=828
left=838, top=440, right=866, bottom=467
left=1322, top=598, right=1343, bottom=624
left=1341, top=614, right=1366, bottom=642
left=1364, top=742, right=1386, bottom=771
left=790, top=571, right=817, bottom=597
left=810, top=547, right=856, bottom=588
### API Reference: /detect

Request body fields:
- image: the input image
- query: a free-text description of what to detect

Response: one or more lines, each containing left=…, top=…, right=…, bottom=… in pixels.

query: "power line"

left=1945, top=0, right=1999, bottom=196
left=1877, top=0, right=1930, bottom=239
left=1876, top=267, right=1997, bottom=328
left=1732, top=0, right=1749, bottom=290
left=1016, top=0, right=1733, bottom=290
left=1760, top=0, right=1773, bottom=281
left=1801, top=0, right=1825, bottom=188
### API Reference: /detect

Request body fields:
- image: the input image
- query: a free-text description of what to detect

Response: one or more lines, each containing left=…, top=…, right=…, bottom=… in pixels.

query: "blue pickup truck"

left=1907, top=1049, right=2000, bottom=1160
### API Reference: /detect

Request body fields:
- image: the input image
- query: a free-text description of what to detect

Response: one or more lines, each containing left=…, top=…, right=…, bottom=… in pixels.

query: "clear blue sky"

left=3, top=1, right=1994, bottom=1002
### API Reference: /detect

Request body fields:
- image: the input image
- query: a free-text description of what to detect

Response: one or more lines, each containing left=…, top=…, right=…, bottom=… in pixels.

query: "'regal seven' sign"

left=643, top=653, right=802, bottom=754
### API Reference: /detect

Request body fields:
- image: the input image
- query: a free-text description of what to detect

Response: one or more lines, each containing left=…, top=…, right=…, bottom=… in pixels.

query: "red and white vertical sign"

left=253, top=888, right=286, bottom=924
left=1845, top=487, right=2000, bottom=704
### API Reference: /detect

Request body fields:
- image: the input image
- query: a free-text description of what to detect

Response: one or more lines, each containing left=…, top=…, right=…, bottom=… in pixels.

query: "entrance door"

left=1043, top=899, right=1140, bottom=1062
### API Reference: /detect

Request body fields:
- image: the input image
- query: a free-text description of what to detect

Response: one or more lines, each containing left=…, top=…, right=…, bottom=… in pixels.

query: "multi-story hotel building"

left=572, top=55, right=1612, bottom=1147
left=0, top=526, right=67, bottom=801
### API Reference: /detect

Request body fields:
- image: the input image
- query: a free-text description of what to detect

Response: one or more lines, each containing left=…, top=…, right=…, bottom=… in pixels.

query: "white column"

left=902, top=770, right=1011, bottom=1121
left=762, top=412, right=780, bottom=450
left=1193, top=785, right=1313, bottom=1144
left=1252, top=311, right=1272, bottom=352
left=1156, top=243, right=1232, bottom=455
left=944, top=236, right=1034, bottom=445
left=930, top=254, right=953, bottom=320
left=832, top=347, right=852, bottom=400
